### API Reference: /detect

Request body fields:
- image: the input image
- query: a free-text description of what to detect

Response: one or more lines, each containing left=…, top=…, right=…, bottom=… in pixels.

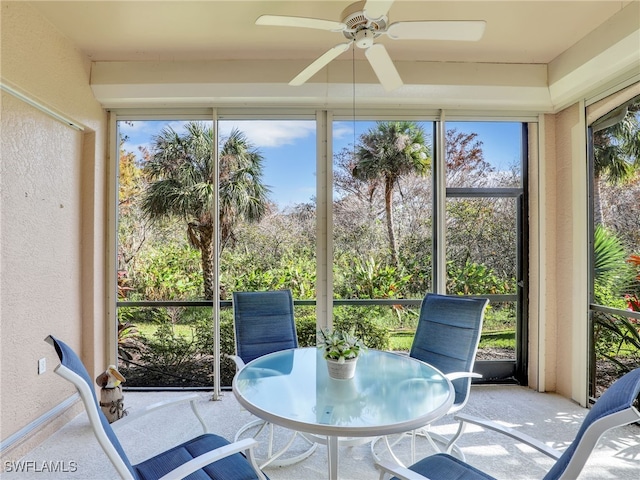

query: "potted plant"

left=318, top=328, right=367, bottom=379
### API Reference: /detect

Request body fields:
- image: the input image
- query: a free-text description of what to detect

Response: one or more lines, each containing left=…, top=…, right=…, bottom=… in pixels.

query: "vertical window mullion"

left=316, top=110, right=333, bottom=330
left=433, top=113, right=447, bottom=293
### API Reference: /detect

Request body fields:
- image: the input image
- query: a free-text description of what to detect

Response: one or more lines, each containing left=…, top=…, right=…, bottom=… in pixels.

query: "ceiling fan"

left=256, top=0, right=486, bottom=92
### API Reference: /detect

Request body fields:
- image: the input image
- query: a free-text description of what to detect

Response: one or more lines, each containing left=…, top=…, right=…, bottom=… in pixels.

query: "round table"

left=233, top=347, right=454, bottom=479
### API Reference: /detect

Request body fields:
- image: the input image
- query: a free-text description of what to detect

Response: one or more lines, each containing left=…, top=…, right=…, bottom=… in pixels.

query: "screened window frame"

left=586, top=85, right=640, bottom=400
left=109, top=108, right=535, bottom=391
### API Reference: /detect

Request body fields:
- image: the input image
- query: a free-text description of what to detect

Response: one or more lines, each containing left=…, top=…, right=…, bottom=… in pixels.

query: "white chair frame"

left=47, top=336, right=266, bottom=480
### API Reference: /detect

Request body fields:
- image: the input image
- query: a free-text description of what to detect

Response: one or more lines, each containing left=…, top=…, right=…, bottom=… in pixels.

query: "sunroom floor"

left=4, top=385, right=639, bottom=479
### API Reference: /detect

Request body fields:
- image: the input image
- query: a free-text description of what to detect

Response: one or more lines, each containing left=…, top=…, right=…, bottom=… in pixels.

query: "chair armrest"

left=157, top=438, right=267, bottom=480
left=376, top=460, right=432, bottom=480
left=454, top=413, right=562, bottom=459
left=226, top=354, right=245, bottom=371
left=445, top=372, right=482, bottom=381
left=113, top=393, right=209, bottom=434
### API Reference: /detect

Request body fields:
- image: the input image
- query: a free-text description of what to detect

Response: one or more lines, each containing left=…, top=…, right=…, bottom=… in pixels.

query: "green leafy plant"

left=446, top=260, right=512, bottom=295
left=295, top=315, right=320, bottom=347
left=139, top=322, right=197, bottom=372
left=135, top=244, right=203, bottom=300
left=333, top=310, right=391, bottom=351
left=593, top=311, right=640, bottom=374
left=318, top=328, right=367, bottom=363
left=592, top=227, right=640, bottom=375
left=117, top=320, right=142, bottom=366
left=352, top=256, right=410, bottom=299
left=593, top=225, right=632, bottom=283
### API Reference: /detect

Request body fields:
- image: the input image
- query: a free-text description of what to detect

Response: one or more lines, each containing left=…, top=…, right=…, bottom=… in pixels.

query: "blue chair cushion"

left=233, top=290, right=298, bottom=365
left=395, top=453, right=496, bottom=480
left=543, top=367, right=640, bottom=480
left=410, top=294, right=488, bottom=406
left=133, top=433, right=269, bottom=480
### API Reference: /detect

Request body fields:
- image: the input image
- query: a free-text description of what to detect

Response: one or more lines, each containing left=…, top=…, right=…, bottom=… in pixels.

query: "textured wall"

left=1, top=92, right=83, bottom=434
left=551, top=102, right=589, bottom=403
left=1, top=1, right=106, bottom=453
left=528, top=104, right=591, bottom=400
left=542, top=113, right=559, bottom=393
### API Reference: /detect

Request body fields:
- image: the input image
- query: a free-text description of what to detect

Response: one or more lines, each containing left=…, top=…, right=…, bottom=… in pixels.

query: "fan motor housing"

left=341, top=0, right=388, bottom=42
left=354, top=29, right=375, bottom=48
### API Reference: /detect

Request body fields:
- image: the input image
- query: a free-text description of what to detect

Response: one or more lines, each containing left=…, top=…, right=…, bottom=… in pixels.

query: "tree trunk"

left=593, top=176, right=604, bottom=227
left=384, top=177, right=398, bottom=267
left=199, top=224, right=215, bottom=300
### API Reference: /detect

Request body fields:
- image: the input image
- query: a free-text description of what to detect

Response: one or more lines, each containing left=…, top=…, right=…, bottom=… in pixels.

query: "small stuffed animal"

left=96, top=365, right=126, bottom=389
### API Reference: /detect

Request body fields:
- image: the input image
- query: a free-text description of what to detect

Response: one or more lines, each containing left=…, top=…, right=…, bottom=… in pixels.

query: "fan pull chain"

left=352, top=41, right=356, bottom=158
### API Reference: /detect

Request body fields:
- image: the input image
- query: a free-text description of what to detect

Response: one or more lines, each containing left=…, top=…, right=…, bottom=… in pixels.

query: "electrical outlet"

left=38, top=357, right=46, bottom=375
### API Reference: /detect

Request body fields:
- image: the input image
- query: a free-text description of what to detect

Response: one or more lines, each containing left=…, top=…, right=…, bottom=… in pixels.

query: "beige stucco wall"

left=541, top=113, right=559, bottom=394
left=1, top=1, right=107, bottom=457
left=532, top=102, right=590, bottom=405
left=558, top=102, right=589, bottom=405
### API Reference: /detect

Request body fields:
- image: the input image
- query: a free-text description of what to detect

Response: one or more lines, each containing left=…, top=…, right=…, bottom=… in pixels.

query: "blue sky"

left=119, top=119, right=521, bottom=208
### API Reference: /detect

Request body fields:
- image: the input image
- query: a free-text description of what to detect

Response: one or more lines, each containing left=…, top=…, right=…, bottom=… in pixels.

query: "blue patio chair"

left=230, top=290, right=299, bottom=368
left=373, top=293, right=489, bottom=464
left=229, top=290, right=318, bottom=468
left=377, top=367, right=640, bottom=480
left=45, top=335, right=268, bottom=480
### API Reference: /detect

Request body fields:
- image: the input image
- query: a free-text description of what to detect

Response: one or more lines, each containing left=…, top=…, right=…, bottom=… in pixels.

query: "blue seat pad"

left=393, top=453, right=496, bottom=480
left=133, top=434, right=268, bottom=480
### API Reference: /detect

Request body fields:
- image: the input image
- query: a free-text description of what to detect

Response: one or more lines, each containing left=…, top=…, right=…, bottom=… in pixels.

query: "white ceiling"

left=30, top=1, right=628, bottom=63
left=30, top=1, right=640, bottom=112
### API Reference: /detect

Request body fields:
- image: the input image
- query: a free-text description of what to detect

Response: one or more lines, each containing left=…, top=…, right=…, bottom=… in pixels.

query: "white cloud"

left=219, top=120, right=315, bottom=148
left=119, top=120, right=205, bottom=159
left=120, top=119, right=319, bottom=153
left=333, top=121, right=354, bottom=140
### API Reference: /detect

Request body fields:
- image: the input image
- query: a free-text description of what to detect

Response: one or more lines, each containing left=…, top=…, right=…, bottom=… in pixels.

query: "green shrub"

left=133, top=244, right=203, bottom=300
left=593, top=311, right=640, bottom=372
left=220, top=251, right=316, bottom=300
left=296, top=316, right=319, bottom=347
left=334, top=256, right=411, bottom=300
left=446, top=260, right=513, bottom=295
left=333, top=314, right=390, bottom=351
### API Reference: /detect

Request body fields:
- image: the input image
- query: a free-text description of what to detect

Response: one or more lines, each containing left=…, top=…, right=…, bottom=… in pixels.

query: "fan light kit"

left=256, top=0, right=486, bottom=91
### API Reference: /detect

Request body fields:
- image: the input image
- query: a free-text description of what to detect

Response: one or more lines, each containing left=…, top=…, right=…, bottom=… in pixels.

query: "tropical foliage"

left=114, top=114, right=640, bottom=388
left=591, top=99, right=640, bottom=383
left=142, top=122, right=269, bottom=299
left=592, top=102, right=640, bottom=222
left=351, top=121, right=430, bottom=266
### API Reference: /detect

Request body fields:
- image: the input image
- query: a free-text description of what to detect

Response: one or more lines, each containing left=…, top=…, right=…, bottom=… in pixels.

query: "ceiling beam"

left=91, top=60, right=551, bottom=112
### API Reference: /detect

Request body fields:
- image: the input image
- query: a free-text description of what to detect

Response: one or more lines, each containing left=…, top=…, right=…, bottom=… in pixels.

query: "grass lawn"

left=132, top=322, right=516, bottom=352
left=388, top=328, right=516, bottom=352
left=389, top=329, right=415, bottom=351
left=478, top=330, right=516, bottom=349
left=135, top=322, right=195, bottom=339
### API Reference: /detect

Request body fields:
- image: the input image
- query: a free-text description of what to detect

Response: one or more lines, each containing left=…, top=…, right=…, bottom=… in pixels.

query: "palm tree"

left=142, top=122, right=269, bottom=299
left=218, top=129, right=271, bottom=252
left=592, top=101, right=640, bottom=226
left=352, top=121, right=430, bottom=265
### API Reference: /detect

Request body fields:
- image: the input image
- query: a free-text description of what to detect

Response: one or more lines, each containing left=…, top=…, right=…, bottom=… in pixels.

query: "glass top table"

left=233, top=347, right=454, bottom=479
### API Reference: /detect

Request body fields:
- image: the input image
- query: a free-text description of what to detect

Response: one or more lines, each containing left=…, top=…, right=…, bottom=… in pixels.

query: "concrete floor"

left=3, top=385, right=639, bottom=479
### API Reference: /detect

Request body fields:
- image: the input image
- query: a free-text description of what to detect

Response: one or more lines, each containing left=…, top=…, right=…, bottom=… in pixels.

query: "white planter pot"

left=326, top=357, right=358, bottom=379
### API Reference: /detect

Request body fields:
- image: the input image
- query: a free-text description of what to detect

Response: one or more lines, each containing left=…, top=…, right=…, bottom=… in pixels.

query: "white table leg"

left=327, top=436, right=339, bottom=480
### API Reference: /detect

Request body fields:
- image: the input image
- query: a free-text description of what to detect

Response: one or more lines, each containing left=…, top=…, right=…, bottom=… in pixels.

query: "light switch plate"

left=38, top=357, right=46, bottom=375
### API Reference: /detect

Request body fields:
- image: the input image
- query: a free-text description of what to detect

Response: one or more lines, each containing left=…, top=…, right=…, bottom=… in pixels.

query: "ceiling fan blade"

left=364, top=43, right=403, bottom=92
left=256, top=15, right=345, bottom=32
left=363, top=0, right=395, bottom=20
left=290, top=43, right=351, bottom=86
left=387, top=20, right=486, bottom=41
